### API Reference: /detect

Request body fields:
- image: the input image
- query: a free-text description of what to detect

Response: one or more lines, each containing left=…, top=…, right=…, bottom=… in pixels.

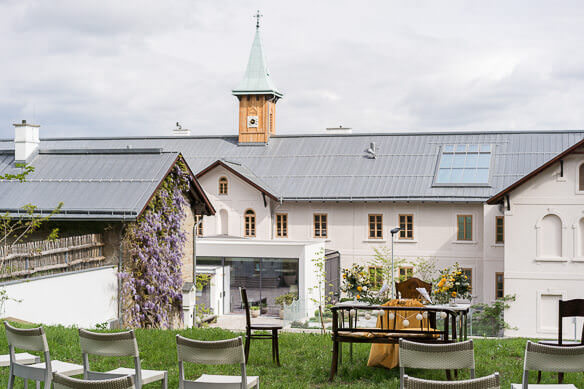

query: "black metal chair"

left=239, top=287, right=282, bottom=366
left=537, top=298, right=584, bottom=384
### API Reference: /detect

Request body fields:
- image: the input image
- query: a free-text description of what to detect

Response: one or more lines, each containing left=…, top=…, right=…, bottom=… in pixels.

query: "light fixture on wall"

left=390, top=227, right=402, bottom=298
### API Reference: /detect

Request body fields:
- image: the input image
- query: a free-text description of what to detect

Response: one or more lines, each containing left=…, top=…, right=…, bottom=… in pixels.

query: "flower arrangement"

left=433, top=263, right=471, bottom=304
left=341, top=264, right=372, bottom=301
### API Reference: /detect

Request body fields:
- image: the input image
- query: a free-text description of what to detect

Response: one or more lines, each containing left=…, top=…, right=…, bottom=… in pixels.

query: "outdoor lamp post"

left=390, top=227, right=402, bottom=298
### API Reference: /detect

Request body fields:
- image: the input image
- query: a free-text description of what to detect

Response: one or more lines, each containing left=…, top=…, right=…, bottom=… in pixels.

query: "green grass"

left=0, top=324, right=581, bottom=388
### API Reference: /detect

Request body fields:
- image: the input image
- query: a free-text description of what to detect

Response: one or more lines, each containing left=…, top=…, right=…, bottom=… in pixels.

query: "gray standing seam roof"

left=0, top=130, right=583, bottom=204
left=0, top=150, right=180, bottom=220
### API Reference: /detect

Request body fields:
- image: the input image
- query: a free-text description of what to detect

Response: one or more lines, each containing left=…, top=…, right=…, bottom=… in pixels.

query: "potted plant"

left=275, top=292, right=298, bottom=319
left=250, top=306, right=260, bottom=318
left=432, top=263, right=471, bottom=305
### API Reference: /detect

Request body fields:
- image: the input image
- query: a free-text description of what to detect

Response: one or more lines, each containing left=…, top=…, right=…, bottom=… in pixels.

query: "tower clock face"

left=247, top=115, right=259, bottom=128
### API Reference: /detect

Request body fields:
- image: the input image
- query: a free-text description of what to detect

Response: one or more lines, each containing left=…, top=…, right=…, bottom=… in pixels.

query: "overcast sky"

left=1, top=0, right=584, bottom=138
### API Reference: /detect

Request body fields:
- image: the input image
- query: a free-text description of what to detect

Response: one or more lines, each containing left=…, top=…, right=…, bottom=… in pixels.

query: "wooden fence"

left=0, top=233, right=107, bottom=281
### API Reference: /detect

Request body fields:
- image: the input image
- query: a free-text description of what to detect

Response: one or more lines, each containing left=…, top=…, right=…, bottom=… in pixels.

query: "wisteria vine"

left=119, top=162, right=189, bottom=328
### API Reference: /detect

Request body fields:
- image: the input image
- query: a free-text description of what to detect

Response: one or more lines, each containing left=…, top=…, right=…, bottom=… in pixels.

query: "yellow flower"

left=343, top=274, right=346, bottom=278
left=451, top=291, right=457, bottom=297
left=357, top=286, right=363, bottom=292
left=356, top=295, right=361, bottom=300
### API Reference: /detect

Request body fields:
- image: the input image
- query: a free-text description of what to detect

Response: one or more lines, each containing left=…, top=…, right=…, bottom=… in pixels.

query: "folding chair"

left=4, top=321, right=83, bottom=388
left=399, top=339, right=475, bottom=389
left=78, top=329, right=167, bottom=389
left=176, top=334, right=259, bottom=389
left=53, top=372, right=135, bottom=389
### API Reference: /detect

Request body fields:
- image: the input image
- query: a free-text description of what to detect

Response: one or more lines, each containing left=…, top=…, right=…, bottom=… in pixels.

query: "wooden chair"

left=537, top=299, right=584, bottom=383
left=239, top=287, right=282, bottom=366
left=395, top=277, right=432, bottom=300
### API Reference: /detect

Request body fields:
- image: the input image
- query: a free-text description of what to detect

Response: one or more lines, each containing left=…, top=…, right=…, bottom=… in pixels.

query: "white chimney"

left=325, top=125, right=352, bottom=135
left=14, top=120, right=40, bottom=162
left=173, top=122, right=191, bottom=136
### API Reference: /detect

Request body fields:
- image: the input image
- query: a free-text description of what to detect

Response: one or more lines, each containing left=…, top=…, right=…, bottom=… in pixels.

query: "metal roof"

left=232, top=28, right=283, bottom=98
left=0, top=150, right=203, bottom=220
left=0, top=130, right=583, bottom=203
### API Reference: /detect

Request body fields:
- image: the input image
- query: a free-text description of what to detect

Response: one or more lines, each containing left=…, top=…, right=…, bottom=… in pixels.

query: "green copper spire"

left=232, top=11, right=283, bottom=98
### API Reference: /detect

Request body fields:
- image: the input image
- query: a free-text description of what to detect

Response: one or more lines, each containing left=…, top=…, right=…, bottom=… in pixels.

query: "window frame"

left=399, top=214, right=414, bottom=240
left=194, top=215, right=204, bottom=237
left=368, top=266, right=384, bottom=290
left=578, top=163, right=584, bottom=192
left=244, top=209, right=256, bottom=237
left=495, top=272, right=504, bottom=299
left=368, top=214, right=383, bottom=239
left=218, top=176, right=228, bottom=195
left=399, top=266, right=414, bottom=281
left=276, top=213, right=288, bottom=238
left=313, top=213, right=328, bottom=238
left=495, top=216, right=504, bottom=244
left=457, top=214, right=473, bottom=241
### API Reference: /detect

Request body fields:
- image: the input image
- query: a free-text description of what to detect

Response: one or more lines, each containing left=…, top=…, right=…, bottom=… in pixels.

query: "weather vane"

left=254, top=10, right=263, bottom=29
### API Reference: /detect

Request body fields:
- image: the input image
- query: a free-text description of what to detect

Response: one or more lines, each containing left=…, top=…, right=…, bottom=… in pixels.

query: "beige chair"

left=53, top=373, right=135, bottom=389
left=403, top=373, right=500, bottom=389
left=511, top=341, right=584, bottom=389
left=176, top=335, right=259, bottom=389
left=4, top=322, right=83, bottom=388
left=79, top=329, right=167, bottom=389
left=399, top=339, right=475, bottom=389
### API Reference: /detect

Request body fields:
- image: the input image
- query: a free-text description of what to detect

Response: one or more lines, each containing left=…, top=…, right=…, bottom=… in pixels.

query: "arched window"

left=540, top=214, right=562, bottom=258
left=579, top=164, right=584, bottom=191
left=219, top=176, right=228, bottom=195
left=244, top=209, right=256, bottom=237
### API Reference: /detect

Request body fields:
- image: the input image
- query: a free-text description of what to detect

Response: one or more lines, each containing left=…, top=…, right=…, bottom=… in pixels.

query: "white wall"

left=504, top=152, right=584, bottom=337
left=2, top=266, right=118, bottom=328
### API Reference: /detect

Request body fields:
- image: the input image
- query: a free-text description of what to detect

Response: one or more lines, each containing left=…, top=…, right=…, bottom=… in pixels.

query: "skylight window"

left=435, top=144, right=492, bottom=185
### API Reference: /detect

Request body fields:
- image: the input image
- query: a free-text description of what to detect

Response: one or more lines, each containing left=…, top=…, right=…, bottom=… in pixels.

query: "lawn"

left=0, top=324, right=580, bottom=388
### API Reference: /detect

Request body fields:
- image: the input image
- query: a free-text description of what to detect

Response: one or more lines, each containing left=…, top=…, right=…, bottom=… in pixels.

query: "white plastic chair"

left=403, top=373, right=500, bottom=389
left=399, top=339, right=475, bottom=389
left=176, top=335, right=259, bottom=389
left=0, top=352, right=40, bottom=367
left=78, top=329, right=167, bottom=389
left=511, top=340, right=584, bottom=389
left=53, top=372, right=135, bottom=389
left=4, top=321, right=83, bottom=388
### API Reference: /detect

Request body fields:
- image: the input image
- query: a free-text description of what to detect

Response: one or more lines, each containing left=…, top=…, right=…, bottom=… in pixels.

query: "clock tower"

left=232, top=11, right=283, bottom=144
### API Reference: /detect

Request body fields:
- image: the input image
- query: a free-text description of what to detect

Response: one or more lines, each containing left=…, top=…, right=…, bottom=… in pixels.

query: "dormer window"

left=219, top=177, right=228, bottom=195
left=435, top=144, right=492, bottom=185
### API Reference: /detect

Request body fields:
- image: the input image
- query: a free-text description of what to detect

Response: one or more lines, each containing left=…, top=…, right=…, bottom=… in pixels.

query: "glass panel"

left=477, top=153, right=491, bottom=168
left=261, top=258, right=299, bottom=316
left=465, top=216, right=472, bottom=240
left=226, top=257, right=261, bottom=313
left=462, top=168, right=477, bottom=183
left=480, top=144, right=491, bottom=152
left=464, top=154, right=478, bottom=168
left=467, top=144, right=479, bottom=152
left=443, top=144, right=455, bottom=152
left=457, top=217, right=464, bottom=240
left=440, top=153, right=453, bottom=168
left=452, top=154, right=466, bottom=168
left=436, top=169, right=451, bottom=183
left=476, top=168, right=489, bottom=182
left=455, top=144, right=467, bottom=152
left=451, top=168, right=464, bottom=182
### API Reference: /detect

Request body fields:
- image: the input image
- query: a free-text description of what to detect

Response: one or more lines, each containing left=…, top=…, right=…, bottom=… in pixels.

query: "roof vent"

left=366, top=142, right=377, bottom=159
left=13, top=119, right=40, bottom=162
left=326, top=125, right=352, bottom=135
left=173, top=122, right=191, bottom=136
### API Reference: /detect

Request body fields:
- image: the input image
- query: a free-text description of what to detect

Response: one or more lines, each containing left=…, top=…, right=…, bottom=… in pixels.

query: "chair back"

left=176, top=335, right=247, bottom=389
left=399, top=339, right=475, bottom=389
left=403, top=373, right=499, bottom=389
left=395, top=278, right=432, bottom=300
left=239, top=287, right=251, bottom=329
left=79, top=329, right=139, bottom=357
left=53, top=372, right=135, bottom=389
left=4, top=321, right=49, bottom=352
left=522, top=341, right=584, bottom=380
left=559, top=299, right=584, bottom=344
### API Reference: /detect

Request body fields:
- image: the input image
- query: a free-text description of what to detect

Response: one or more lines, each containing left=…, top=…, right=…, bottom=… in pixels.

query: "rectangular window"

left=314, top=214, right=328, bottom=238
left=368, top=266, right=384, bottom=290
left=368, top=214, right=383, bottom=239
left=399, top=266, right=414, bottom=281
left=399, top=214, right=414, bottom=239
left=495, top=216, right=504, bottom=244
left=495, top=272, right=504, bottom=299
left=457, top=215, right=473, bottom=241
left=435, top=144, right=492, bottom=185
left=276, top=213, right=288, bottom=237
left=462, top=268, right=472, bottom=288
left=195, top=215, right=203, bottom=237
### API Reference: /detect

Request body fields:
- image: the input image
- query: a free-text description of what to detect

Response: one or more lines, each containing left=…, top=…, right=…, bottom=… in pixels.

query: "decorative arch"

left=219, top=209, right=229, bottom=235
left=244, top=209, right=256, bottom=237
left=535, top=210, right=565, bottom=259
left=218, top=176, right=228, bottom=195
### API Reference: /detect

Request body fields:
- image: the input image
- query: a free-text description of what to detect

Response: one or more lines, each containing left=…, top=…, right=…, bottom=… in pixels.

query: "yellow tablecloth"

left=367, top=299, right=430, bottom=369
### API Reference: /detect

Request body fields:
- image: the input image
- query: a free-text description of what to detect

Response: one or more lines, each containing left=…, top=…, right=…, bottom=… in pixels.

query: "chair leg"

left=274, top=330, right=281, bottom=366
left=7, top=373, right=14, bottom=389
left=161, top=372, right=168, bottom=389
left=537, top=371, right=542, bottom=384
left=329, top=340, right=339, bottom=381
left=244, top=333, right=251, bottom=364
left=271, top=334, right=276, bottom=363
left=445, top=370, right=452, bottom=380
left=558, top=372, right=564, bottom=384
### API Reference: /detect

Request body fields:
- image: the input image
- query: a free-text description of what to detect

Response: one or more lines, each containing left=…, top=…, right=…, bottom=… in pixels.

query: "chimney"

left=326, top=125, right=352, bottom=135
left=173, top=122, right=191, bottom=136
left=13, top=120, right=40, bottom=162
